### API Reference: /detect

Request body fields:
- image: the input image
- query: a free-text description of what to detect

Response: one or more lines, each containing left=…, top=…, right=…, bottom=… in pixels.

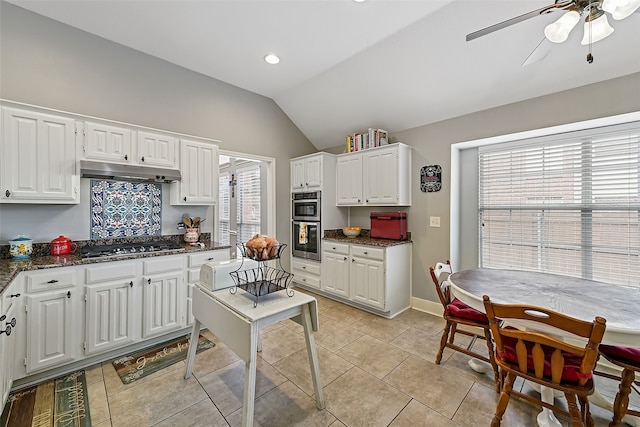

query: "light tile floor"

left=85, top=289, right=636, bottom=426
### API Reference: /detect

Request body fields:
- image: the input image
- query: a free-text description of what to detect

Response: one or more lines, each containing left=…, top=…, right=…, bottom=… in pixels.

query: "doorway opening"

left=217, top=151, right=275, bottom=258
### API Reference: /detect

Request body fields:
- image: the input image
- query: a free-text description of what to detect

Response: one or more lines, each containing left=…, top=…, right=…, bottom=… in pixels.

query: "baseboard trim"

left=410, top=296, right=441, bottom=317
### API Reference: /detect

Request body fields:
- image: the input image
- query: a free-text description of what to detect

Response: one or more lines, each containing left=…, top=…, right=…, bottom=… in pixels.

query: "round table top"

left=449, top=268, right=640, bottom=347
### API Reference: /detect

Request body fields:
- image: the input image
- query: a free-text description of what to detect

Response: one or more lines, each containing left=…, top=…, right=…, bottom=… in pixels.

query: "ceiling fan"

left=466, top=0, right=640, bottom=64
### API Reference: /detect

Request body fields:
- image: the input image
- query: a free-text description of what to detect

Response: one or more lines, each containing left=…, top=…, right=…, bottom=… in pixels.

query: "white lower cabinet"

left=291, top=258, right=322, bottom=291
left=142, top=256, right=184, bottom=338
left=350, top=246, right=385, bottom=310
left=24, top=268, right=79, bottom=373
left=321, top=242, right=412, bottom=318
left=83, top=261, right=137, bottom=356
left=321, top=243, right=350, bottom=298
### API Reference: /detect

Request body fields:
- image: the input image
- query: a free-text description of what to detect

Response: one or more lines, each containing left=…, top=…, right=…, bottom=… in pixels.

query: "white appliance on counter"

left=199, top=258, right=259, bottom=292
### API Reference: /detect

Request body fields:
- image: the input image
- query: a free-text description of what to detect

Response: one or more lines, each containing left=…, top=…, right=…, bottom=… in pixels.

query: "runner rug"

left=112, top=334, right=215, bottom=384
left=0, top=370, right=91, bottom=427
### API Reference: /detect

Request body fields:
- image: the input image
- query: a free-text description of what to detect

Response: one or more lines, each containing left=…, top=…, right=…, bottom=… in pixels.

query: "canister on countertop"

left=370, top=212, right=408, bottom=240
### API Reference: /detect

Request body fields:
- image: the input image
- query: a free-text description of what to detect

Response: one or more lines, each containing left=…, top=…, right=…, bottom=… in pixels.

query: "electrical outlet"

left=430, top=216, right=441, bottom=227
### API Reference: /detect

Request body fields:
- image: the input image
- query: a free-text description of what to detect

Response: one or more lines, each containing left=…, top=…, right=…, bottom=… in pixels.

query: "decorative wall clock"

left=420, top=165, right=442, bottom=192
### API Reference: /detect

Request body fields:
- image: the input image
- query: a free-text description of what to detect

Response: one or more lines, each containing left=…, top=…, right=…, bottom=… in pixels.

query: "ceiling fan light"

left=609, top=0, right=640, bottom=19
left=544, top=10, right=581, bottom=43
left=580, top=13, right=614, bottom=45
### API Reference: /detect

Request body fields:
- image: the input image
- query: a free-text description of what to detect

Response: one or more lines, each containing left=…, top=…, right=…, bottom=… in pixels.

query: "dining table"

left=448, top=268, right=640, bottom=427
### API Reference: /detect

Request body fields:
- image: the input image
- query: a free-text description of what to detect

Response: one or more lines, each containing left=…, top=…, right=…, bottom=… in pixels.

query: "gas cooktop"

left=81, top=240, right=184, bottom=258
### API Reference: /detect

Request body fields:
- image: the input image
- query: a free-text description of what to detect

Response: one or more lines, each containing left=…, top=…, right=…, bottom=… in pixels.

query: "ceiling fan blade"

left=466, top=1, right=573, bottom=42
left=522, top=37, right=553, bottom=66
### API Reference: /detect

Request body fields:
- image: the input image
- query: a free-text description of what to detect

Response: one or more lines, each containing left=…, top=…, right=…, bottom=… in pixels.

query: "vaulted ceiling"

left=6, top=0, right=640, bottom=150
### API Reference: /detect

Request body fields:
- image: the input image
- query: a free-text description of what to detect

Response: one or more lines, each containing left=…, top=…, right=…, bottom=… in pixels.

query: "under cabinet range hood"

left=80, top=160, right=181, bottom=183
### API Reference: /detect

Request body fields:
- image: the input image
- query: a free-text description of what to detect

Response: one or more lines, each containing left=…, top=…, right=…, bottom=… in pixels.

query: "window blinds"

left=478, top=123, right=640, bottom=288
left=218, top=163, right=262, bottom=246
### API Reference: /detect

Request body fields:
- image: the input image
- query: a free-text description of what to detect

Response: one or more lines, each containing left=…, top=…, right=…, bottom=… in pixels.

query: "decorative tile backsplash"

left=90, top=180, right=162, bottom=239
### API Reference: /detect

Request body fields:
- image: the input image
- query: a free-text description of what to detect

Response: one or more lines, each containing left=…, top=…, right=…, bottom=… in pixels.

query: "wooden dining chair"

left=482, top=295, right=607, bottom=427
left=429, top=261, right=499, bottom=391
left=595, top=345, right=640, bottom=427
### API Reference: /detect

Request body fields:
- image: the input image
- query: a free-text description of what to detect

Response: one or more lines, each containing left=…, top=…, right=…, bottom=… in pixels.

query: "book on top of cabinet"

left=346, top=128, right=388, bottom=153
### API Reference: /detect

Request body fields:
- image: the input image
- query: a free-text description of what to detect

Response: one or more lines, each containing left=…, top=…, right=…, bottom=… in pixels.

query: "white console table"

left=184, top=285, right=325, bottom=427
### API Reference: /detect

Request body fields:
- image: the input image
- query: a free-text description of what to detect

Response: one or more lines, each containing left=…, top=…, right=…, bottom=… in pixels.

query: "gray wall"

left=0, top=2, right=317, bottom=264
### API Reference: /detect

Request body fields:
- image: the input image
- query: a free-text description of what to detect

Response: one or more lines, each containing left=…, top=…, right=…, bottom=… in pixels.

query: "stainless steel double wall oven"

left=292, top=191, right=321, bottom=261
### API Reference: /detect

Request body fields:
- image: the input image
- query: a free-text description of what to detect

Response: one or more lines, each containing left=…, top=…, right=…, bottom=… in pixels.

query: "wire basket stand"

left=230, top=243, right=294, bottom=307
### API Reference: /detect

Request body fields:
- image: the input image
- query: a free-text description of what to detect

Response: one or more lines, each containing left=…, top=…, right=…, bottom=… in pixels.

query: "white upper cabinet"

left=83, top=121, right=133, bottom=163
left=171, top=139, right=219, bottom=205
left=291, top=154, right=323, bottom=192
left=136, top=130, right=178, bottom=168
left=1, top=107, right=79, bottom=204
left=336, top=143, right=411, bottom=206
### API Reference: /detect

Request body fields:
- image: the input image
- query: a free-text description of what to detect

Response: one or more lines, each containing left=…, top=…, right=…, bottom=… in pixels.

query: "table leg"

left=468, top=359, right=493, bottom=374
left=184, top=319, right=201, bottom=379
left=301, top=303, right=325, bottom=409
left=242, top=322, right=260, bottom=427
left=536, top=386, right=563, bottom=427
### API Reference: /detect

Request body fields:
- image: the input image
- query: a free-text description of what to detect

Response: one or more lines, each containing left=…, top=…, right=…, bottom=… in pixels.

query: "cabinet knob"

left=302, top=266, right=306, bottom=269
left=352, top=259, right=355, bottom=263
left=9, top=293, right=20, bottom=298
left=358, top=199, right=361, bottom=203
left=67, top=291, right=71, bottom=299
left=141, top=156, right=145, bottom=162
left=365, top=199, right=369, bottom=203
left=5, top=190, right=9, bottom=198
left=343, top=256, right=347, bottom=261
left=124, top=154, right=128, bottom=161
left=148, top=278, right=152, bottom=284
left=364, top=251, right=368, bottom=255
left=206, top=257, right=214, bottom=261
left=184, top=196, right=187, bottom=202
left=129, top=281, right=133, bottom=287
left=47, top=279, right=59, bottom=284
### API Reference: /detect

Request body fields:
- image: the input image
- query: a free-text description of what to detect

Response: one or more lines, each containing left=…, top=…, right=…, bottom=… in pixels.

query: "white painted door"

left=0, top=301, right=17, bottom=405
left=304, top=156, right=322, bottom=190
left=83, top=121, right=133, bottom=163
left=322, top=251, right=350, bottom=298
left=363, top=146, right=398, bottom=205
left=85, top=280, right=135, bottom=355
left=336, top=154, right=363, bottom=205
left=173, top=139, right=218, bottom=205
left=1, top=107, right=77, bottom=203
left=137, top=130, right=178, bottom=168
left=142, top=273, right=182, bottom=338
left=26, top=290, right=75, bottom=372
left=350, top=257, right=385, bottom=310
left=291, top=158, right=306, bottom=191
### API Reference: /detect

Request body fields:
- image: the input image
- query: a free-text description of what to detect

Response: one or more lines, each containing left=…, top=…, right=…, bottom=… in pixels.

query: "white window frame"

left=451, top=112, right=640, bottom=274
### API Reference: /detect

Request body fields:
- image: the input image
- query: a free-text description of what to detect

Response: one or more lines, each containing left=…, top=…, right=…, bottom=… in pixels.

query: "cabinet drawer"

left=188, top=250, right=229, bottom=268
left=85, top=261, right=137, bottom=284
left=143, top=255, right=184, bottom=274
left=323, top=242, right=349, bottom=255
left=293, top=273, right=321, bottom=289
left=26, top=269, right=76, bottom=292
left=351, top=245, right=384, bottom=261
left=291, top=259, right=321, bottom=276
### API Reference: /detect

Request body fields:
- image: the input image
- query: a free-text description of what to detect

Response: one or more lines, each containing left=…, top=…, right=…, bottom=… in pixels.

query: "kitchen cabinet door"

left=137, top=130, right=178, bottom=168
left=291, top=154, right=323, bottom=192
left=26, top=289, right=76, bottom=373
left=363, top=147, right=399, bottom=205
left=336, top=154, right=363, bottom=205
left=171, top=139, right=219, bottom=205
left=350, top=256, right=385, bottom=310
left=1, top=107, right=78, bottom=203
left=85, top=280, right=135, bottom=355
left=142, top=272, right=183, bottom=338
left=322, top=244, right=350, bottom=298
left=82, top=121, right=133, bottom=164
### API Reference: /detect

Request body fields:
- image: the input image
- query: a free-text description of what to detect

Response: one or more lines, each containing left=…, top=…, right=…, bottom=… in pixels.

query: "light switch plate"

left=430, top=216, right=441, bottom=227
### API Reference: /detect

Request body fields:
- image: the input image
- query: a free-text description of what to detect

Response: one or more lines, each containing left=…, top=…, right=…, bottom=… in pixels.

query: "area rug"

left=112, top=334, right=215, bottom=384
left=0, top=370, right=91, bottom=427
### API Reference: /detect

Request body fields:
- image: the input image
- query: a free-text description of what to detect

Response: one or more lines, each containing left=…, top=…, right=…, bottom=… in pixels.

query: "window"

left=218, top=160, right=262, bottom=247
left=478, top=123, right=640, bottom=288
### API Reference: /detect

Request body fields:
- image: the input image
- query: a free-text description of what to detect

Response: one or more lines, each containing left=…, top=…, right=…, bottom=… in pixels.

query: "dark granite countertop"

left=0, top=239, right=230, bottom=293
left=323, top=229, right=412, bottom=247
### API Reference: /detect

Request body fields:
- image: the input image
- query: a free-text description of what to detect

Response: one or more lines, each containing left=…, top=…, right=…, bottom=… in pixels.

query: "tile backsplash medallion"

left=90, top=180, right=162, bottom=239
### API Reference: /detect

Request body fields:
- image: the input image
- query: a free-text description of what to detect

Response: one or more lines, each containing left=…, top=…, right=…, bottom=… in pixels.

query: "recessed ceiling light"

left=264, top=53, right=280, bottom=65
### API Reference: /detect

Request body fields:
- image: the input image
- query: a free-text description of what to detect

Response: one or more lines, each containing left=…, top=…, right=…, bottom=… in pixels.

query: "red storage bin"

left=370, top=212, right=408, bottom=240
